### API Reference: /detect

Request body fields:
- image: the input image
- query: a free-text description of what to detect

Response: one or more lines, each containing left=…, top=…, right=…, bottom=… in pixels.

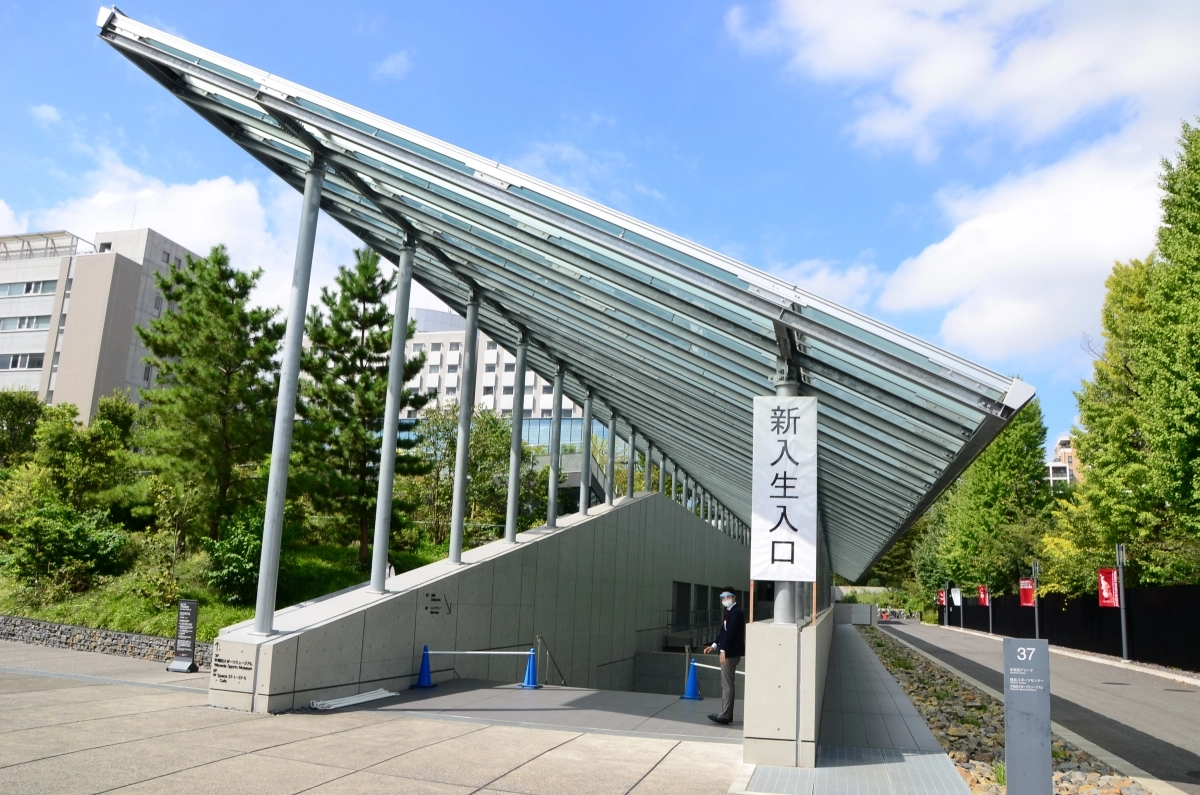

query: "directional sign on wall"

left=751, top=396, right=818, bottom=581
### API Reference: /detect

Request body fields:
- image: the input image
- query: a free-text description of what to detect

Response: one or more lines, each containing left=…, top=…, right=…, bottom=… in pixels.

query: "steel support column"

left=626, top=428, right=636, bottom=497
left=657, top=452, right=664, bottom=493
left=579, top=391, right=593, bottom=516
left=547, top=366, right=564, bottom=527
left=253, top=164, right=323, bottom=634
left=369, top=241, right=415, bottom=592
left=503, top=335, right=529, bottom=542
left=606, top=413, right=617, bottom=505
left=448, top=292, right=481, bottom=564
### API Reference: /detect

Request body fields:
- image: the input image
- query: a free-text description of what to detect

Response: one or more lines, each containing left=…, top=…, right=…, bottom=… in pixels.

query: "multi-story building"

left=0, top=228, right=196, bottom=422
left=405, top=308, right=581, bottom=421
left=1046, top=434, right=1082, bottom=487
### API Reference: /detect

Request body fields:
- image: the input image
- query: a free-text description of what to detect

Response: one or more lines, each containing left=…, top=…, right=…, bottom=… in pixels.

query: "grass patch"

left=890, top=655, right=913, bottom=670
left=961, top=716, right=981, bottom=726
left=933, top=690, right=951, bottom=700
left=994, top=761, right=1006, bottom=786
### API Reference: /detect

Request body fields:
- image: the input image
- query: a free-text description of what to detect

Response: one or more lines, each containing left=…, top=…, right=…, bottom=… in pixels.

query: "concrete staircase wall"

left=208, top=492, right=749, bottom=712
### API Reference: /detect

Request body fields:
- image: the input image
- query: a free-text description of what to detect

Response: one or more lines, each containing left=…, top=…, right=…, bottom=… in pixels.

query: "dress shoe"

left=707, top=714, right=732, bottom=725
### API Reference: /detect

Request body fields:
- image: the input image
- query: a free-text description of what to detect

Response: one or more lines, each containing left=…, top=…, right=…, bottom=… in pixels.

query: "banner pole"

left=1117, top=544, right=1130, bottom=661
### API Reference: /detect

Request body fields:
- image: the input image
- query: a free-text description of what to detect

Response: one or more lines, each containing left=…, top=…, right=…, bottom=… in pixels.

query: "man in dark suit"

left=704, top=587, right=745, bottom=725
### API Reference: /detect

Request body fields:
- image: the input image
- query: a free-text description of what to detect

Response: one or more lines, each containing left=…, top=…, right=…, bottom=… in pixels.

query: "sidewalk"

left=882, top=621, right=1200, bottom=795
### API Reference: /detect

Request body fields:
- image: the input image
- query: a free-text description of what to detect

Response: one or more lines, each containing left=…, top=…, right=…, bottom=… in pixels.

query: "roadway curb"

left=924, top=622, right=1200, bottom=689
left=880, top=626, right=1190, bottom=795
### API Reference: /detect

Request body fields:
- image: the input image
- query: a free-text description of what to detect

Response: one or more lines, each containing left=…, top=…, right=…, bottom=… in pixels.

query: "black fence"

left=937, top=585, right=1200, bottom=673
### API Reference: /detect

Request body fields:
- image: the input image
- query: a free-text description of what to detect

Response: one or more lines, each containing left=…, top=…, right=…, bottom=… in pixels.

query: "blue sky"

left=4, top=1, right=1200, bottom=454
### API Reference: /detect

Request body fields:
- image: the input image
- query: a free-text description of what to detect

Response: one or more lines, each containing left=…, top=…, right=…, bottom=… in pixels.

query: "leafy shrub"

left=4, top=501, right=128, bottom=598
left=202, top=509, right=262, bottom=604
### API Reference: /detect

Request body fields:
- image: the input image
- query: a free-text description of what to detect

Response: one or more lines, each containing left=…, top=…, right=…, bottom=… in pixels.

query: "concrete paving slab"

left=0, top=720, right=153, bottom=768
left=109, top=752, right=348, bottom=794
left=0, top=682, right=190, bottom=713
left=0, top=693, right=207, bottom=733
left=258, top=715, right=484, bottom=769
left=489, top=732, right=678, bottom=795
left=304, top=770, right=475, bottom=794
left=629, top=739, right=743, bottom=794
left=0, top=640, right=209, bottom=688
left=0, top=734, right=239, bottom=795
left=368, top=724, right=579, bottom=788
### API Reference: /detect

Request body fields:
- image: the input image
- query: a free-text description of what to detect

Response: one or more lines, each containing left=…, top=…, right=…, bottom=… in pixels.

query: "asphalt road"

left=881, top=621, right=1200, bottom=794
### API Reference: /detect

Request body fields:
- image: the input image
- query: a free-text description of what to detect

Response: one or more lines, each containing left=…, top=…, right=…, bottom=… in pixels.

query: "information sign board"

left=1004, top=638, right=1051, bottom=794
left=950, top=587, right=962, bottom=607
left=167, top=599, right=199, bottom=673
left=750, top=396, right=817, bottom=581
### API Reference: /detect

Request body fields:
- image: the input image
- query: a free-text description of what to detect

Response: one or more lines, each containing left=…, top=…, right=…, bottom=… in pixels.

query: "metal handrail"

left=536, top=635, right=568, bottom=686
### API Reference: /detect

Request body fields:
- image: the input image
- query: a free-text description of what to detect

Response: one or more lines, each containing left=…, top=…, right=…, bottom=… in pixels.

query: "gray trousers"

left=720, top=655, right=740, bottom=721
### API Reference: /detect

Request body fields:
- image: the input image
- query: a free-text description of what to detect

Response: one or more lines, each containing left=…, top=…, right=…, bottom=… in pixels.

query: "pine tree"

left=297, top=247, right=428, bottom=567
left=137, top=245, right=283, bottom=540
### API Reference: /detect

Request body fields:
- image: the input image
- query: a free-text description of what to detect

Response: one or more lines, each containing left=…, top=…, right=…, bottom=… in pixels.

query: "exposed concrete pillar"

left=448, top=292, right=481, bottom=564
left=253, top=164, right=322, bottom=635
left=546, top=366, right=564, bottom=527
left=503, top=335, right=529, bottom=542
left=579, top=390, right=593, bottom=516
left=369, top=241, right=415, bottom=593
left=606, top=412, right=617, bottom=505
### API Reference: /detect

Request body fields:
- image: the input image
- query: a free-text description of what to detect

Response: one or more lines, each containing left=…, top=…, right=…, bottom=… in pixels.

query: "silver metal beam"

left=606, top=413, right=617, bottom=505
left=448, top=292, right=481, bottom=564
left=503, top=335, right=529, bottom=542
left=547, top=366, right=564, bottom=527
left=579, top=390, right=593, bottom=516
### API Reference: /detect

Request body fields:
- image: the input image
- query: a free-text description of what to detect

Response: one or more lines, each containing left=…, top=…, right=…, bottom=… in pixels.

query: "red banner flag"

left=977, top=585, right=990, bottom=606
left=937, top=589, right=946, bottom=606
left=1098, top=568, right=1120, bottom=608
left=1019, top=578, right=1036, bottom=607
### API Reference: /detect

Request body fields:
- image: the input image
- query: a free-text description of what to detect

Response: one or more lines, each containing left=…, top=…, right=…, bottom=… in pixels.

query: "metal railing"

left=664, top=609, right=721, bottom=650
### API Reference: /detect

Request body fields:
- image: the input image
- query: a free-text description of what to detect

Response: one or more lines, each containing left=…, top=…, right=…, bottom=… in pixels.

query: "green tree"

left=137, top=245, right=283, bottom=540
left=297, top=247, right=429, bottom=567
left=32, top=394, right=139, bottom=512
left=0, top=389, right=43, bottom=469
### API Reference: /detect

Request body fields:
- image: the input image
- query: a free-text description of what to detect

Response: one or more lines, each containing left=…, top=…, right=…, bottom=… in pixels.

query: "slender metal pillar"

left=546, top=367, right=564, bottom=527
left=448, top=293, right=481, bottom=564
left=579, top=391, right=593, bottom=516
left=503, top=336, right=529, bottom=542
left=368, top=242, right=416, bottom=593
left=774, top=378, right=800, bottom=626
left=253, top=165, right=323, bottom=634
left=626, top=428, right=636, bottom=497
left=646, top=442, right=655, bottom=497
left=657, top=453, right=665, bottom=493
left=606, top=413, right=617, bottom=505
left=1116, top=543, right=1129, bottom=660
left=672, top=463, right=679, bottom=502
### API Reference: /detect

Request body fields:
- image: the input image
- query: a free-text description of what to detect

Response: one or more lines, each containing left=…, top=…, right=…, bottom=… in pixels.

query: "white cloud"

left=29, top=104, right=61, bottom=125
left=728, top=1, right=1200, bottom=364
left=775, top=258, right=883, bottom=310
left=371, top=51, right=413, bottom=81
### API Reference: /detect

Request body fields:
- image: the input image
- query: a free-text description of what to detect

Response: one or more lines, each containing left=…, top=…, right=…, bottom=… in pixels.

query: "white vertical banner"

left=951, top=587, right=962, bottom=607
left=751, top=396, right=818, bottom=581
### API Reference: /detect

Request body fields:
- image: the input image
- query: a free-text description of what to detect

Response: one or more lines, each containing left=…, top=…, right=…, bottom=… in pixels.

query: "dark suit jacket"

left=715, top=603, right=746, bottom=657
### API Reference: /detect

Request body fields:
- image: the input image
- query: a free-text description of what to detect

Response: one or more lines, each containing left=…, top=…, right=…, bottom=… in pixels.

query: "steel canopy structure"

left=98, top=8, right=1033, bottom=581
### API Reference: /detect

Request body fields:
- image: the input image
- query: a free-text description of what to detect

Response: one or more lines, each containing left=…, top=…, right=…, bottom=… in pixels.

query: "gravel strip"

left=857, top=625, right=1150, bottom=795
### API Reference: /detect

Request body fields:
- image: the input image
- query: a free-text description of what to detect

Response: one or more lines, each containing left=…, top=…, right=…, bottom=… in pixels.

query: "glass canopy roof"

left=98, top=7, right=1034, bottom=581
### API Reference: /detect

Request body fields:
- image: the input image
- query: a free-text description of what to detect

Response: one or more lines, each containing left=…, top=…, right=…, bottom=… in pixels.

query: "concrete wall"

left=833, top=603, right=877, bottom=625
left=632, top=650, right=744, bottom=697
left=798, top=608, right=834, bottom=766
left=208, top=492, right=749, bottom=713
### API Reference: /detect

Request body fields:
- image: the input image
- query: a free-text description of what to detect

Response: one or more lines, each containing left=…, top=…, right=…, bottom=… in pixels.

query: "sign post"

left=167, top=599, right=199, bottom=673
left=943, top=580, right=951, bottom=626
left=1004, top=638, right=1052, bottom=795
left=1116, top=544, right=1130, bottom=661
left=979, top=582, right=992, bottom=635
left=1032, top=560, right=1040, bottom=640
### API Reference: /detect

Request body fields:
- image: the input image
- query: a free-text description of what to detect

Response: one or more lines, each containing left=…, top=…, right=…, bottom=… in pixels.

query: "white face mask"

left=721, top=598, right=734, bottom=608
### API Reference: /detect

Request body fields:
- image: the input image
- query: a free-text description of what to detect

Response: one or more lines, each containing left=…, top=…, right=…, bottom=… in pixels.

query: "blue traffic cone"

left=410, top=645, right=437, bottom=689
left=680, top=658, right=703, bottom=700
left=517, top=647, right=542, bottom=689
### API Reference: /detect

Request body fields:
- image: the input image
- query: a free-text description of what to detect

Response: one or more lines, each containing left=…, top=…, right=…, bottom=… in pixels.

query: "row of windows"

left=0, top=353, right=44, bottom=371
left=0, top=315, right=51, bottom=331
left=0, top=280, right=56, bottom=297
left=405, top=407, right=566, bottom=420
left=411, top=340, right=502, bottom=353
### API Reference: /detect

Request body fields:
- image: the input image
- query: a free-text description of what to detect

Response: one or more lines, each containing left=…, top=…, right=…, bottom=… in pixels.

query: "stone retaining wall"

left=0, top=615, right=211, bottom=669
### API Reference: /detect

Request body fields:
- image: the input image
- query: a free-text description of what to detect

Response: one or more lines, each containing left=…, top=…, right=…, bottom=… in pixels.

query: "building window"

left=143, top=364, right=153, bottom=383
left=0, top=280, right=58, bottom=297
left=483, top=386, right=494, bottom=396
left=174, top=257, right=181, bottom=266
left=542, top=409, right=553, bottom=418
left=501, top=409, right=512, bottom=417
left=64, top=279, right=72, bottom=297
left=447, top=364, right=458, bottom=374
left=486, top=341, right=497, bottom=350
left=412, top=343, right=424, bottom=353
left=502, top=386, right=514, bottom=395
left=524, top=385, right=533, bottom=395
left=0, top=353, right=44, bottom=370
left=449, top=341, right=461, bottom=351
left=154, top=295, right=163, bottom=312
left=543, top=385, right=554, bottom=395
left=430, top=342, right=442, bottom=351
left=446, top=387, right=457, bottom=396
left=484, top=363, right=496, bottom=373
left=428, top=365, right=440, bottom=374
left=523, top=409, right=533, bottom=418
left=0, top=316, right=51, bottom=331
left=58, top=314, right=66, bottom=330
left=98, top=242, right=112, bottom=252
left=426, top=387, right=438, bottom=396
left=406, top=410, right=417, bottom=418
left=161, top=251, right=170, bottom=263
left=504, top=363, right=515, bottom=372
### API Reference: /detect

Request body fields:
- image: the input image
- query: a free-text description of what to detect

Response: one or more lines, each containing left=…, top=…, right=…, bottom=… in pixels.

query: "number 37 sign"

left=751, top=396, right=818, bottom=581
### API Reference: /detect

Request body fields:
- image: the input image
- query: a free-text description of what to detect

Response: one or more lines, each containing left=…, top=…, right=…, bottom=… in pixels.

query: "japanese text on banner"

left=751, top=396, right=817, bottom=581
